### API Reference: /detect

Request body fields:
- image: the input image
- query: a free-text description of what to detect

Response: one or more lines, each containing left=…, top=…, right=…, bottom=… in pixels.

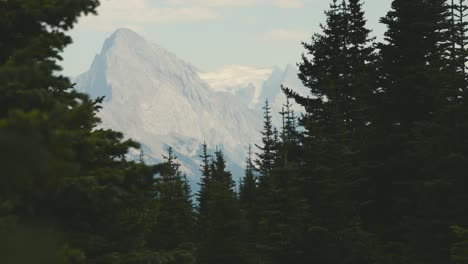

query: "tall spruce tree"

left=150, top=147, right=194, bottom=253
left=239, top=145, right=259, bottom=262
left=196, top=147, right=248, bottom=264
left=240, top=145, right=257, bottom=217
left=449, top=0, right=468, bottom=89
left=367, top=1, right=456, bottom=262
left=0, top=1, right=169, bottom=263
left=282, top=0, right=379, bottom=262
left=197, top=142, right=211, bottom=207
left=408, top=1, right=468, bottom=263
left=255, top=100, right=275, bottom=181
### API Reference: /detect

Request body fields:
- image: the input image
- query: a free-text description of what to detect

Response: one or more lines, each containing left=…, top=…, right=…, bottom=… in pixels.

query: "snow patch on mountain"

left=201, top=63, right=310, bottom=126
left=199, top=65, right=273, bottom=108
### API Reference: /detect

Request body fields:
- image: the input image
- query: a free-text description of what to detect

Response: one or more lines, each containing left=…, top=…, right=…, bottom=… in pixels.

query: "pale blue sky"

left=61, top=0, right=391, bottom=77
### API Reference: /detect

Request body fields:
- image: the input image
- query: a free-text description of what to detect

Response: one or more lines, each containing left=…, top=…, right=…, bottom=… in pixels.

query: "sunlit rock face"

left=76, top=28, right=308, bottom=185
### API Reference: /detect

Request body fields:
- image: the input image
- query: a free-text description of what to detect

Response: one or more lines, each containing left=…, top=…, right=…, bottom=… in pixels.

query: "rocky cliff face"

left=75, top=28, right=309, bottom=185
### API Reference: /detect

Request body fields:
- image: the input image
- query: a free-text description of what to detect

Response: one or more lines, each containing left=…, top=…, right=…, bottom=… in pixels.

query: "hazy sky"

left=61, top=0, right=392, bottom=77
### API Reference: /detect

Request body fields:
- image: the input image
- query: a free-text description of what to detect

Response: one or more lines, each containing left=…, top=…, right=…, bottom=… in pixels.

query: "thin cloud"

left=258, top=29, right=309, bottom=42
left=73, top=0, right=305, bottom=33
left=164, top=0, right=304, bottom=8
left=74, top=0, right=219, bottom=32
left=272, top=0, right=303, bottom=8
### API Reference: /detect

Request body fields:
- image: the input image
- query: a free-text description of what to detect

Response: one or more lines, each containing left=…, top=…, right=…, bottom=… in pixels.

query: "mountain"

left=200, top=64, right=310, bottom=126
left=198, top=65, right=273, bottom=108
left=258, top=64, right=309, bottom=125
left=75, top=28, right=261, bottom=185
left=75, top=28, right=310, bottom=187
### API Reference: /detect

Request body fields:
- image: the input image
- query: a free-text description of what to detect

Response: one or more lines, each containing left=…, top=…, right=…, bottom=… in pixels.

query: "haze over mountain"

left=75, top=28, right=308, bottom=183
left=200, top=64, right=309, bottom=125
left=199, top=65, right=273, bottom=108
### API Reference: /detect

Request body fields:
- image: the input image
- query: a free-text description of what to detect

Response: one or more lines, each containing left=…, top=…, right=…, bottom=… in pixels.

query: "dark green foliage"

left=451, top=226, right=468, bottom=264
left=150, top=147, right=195, bottom=252
left=196, top=142, right=211, bottom=232
left=449, top=0, right=468, bottom=90
left=196, top=147, right=249, bottom=264
left=239, top=145, right=257, bottom=220
left=276, top=98, right=300, bottom=167
left=0, top=1, right=184, bottom=263
left=281, top=0, right=467, bottom=263
left=239, top=145, right=258, bottom=262
left=255, top=100, right=276, bottom=180
left=368, top=1, right=465, bottom=263
left=280, top=0, right=379, bottom=262
left=2, top=0, right=468, bottom=263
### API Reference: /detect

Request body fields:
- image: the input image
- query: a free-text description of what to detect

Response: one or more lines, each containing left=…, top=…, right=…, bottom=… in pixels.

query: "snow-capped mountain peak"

left=75, top=28, right=261, bottom=182
left=75, top=28, right=308, bottom=185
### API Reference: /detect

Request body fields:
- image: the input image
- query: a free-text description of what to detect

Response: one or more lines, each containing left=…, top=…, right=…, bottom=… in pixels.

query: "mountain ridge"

left=75, top=28, right=261, bottom=184
left=75, top=28, right=308, bottom=184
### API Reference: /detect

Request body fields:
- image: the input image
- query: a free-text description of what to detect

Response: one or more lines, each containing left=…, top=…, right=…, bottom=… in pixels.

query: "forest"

left=0, top=0, right=468, bottom=263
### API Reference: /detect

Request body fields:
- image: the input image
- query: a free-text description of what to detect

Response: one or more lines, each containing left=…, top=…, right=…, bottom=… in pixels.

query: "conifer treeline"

left=1, top=0, right=467, bottom=263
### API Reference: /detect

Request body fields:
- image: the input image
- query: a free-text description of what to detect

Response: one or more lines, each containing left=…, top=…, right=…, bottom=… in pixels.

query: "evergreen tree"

left=0, top=2, right=164, bottom=262
left=283, top=0, right=379, bottom=262
left=150, top=147, right=194, bottom=252
left=239, top=145, right=258, bottom=263
left=449, top=0, right=468, bottom=90
left=407, top=1, right=468, bottom=263
left=197, top=143, right=211, bottom=209
left=378, top=0, right=450, bottom=126
left=3, top=1, right=468, bottom=263
left=197, top=147, right=249, bottom=264
left=345, top=0, right=378, bottom=128
left=255, top=100, right=276, bottom=183
left=368, top=1, right=456, bottom=262
left=196, top=142, right=211, bottom=236
left=240, top=145, right=257, bottom=214
left=451, top=225, right=468, bottom=264
left=279, top=98, right=297, bottom=143
left=277, top=98, right=300, bottom=167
